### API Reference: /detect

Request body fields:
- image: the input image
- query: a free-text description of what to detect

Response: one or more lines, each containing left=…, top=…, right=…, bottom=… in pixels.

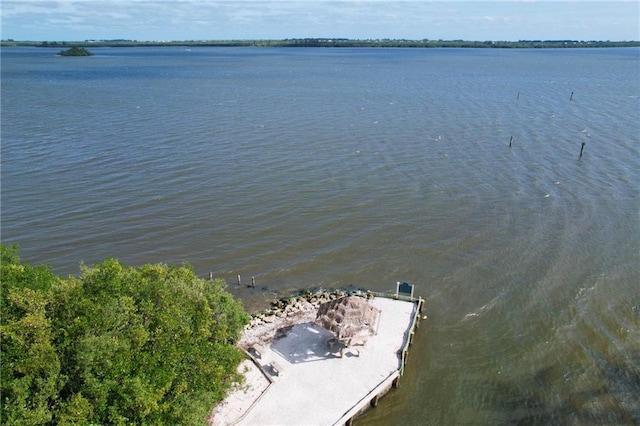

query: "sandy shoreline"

left=209, top=294, right=325, bottom=425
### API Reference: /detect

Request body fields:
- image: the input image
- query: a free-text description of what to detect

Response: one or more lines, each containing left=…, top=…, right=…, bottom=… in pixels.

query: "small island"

left=58, top=46, right=93, bottom=56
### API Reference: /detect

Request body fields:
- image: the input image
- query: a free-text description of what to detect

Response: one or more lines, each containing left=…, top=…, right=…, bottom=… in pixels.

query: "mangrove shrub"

left=0, top=244, right=249, bottom=425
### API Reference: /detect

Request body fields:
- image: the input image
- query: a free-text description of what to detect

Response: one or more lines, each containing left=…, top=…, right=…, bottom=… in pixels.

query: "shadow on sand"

left=269, top=322, right=362, bottom=364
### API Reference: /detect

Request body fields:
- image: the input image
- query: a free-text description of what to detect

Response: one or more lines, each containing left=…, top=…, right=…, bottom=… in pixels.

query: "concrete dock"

left=210, top=294, right=422, bottom=426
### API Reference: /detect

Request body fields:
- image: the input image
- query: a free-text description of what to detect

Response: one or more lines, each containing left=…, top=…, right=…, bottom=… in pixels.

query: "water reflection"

left=492, top=345, right=639, bottom=424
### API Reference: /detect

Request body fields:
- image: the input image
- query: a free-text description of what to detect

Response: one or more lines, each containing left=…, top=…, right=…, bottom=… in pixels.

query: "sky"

left=1, top=1, right=639, bottom=42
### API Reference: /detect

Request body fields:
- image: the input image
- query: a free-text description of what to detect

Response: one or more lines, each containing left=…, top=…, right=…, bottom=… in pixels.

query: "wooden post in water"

left=516, top=92, right=520, bottom=100
left=580, top=142, right=586, bottom=158
left=237, top=274, right=241, bottom=286
left=208, top=272, right=213, bottom=280
left=370, top=395, right=379, bottom=407
left=509, top=135, right=513, bottom=147
left=251, top=276, right=256, bottom=288
left=570, top=91, right=574, bottom=101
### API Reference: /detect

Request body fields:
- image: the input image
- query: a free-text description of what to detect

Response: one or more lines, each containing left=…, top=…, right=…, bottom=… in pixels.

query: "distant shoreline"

left=2, top=39, right=639, bottom=49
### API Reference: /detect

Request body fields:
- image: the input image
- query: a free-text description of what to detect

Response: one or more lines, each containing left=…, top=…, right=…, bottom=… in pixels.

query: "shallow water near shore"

left=2, top=46, right=639, bottom=424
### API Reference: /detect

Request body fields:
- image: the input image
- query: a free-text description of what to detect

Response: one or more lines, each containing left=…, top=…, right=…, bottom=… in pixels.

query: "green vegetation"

left=0, top=244, right=249, bottom=425
left=57, top=46, right=93, bottom=56
left=2, top=38, right=639, bottom=49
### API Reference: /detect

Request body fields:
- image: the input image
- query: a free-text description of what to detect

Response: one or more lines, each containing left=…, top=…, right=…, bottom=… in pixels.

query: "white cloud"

left=1, top=1, right=638, bottom=41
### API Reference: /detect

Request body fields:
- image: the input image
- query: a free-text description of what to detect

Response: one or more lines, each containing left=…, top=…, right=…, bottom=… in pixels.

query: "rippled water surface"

left=2, top=46, right=639, bottom=424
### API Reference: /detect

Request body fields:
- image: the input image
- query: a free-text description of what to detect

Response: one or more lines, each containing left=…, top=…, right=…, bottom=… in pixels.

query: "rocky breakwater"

left=239, top=289, right=373, bottom=349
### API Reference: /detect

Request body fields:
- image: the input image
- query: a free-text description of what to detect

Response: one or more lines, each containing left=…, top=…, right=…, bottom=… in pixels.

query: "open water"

left=2, top=46, right=639, bottom=425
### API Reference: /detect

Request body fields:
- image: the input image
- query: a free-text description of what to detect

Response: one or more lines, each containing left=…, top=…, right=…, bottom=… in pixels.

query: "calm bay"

left=2, top=46, right=639, bottom=424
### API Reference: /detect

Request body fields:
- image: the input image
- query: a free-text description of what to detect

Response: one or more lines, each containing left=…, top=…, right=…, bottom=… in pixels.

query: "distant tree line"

left=2, top=38, right=639, bottom=49
left=1, top=244, right=249, bottom=425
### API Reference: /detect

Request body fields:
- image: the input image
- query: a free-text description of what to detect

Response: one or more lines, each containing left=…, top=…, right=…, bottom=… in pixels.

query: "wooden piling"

left=509, top=135, right=513, bottom=148
left=370, top=395, right=379, bottom=407
left=251, top=276, right=256, bottom=288
left=237, top=274, right=241, bottom=286
left=580, top=142, right=585, bottom=158
left=570, top=91, right=574, bottom=101
left=208, top=272, right=213, bottom=280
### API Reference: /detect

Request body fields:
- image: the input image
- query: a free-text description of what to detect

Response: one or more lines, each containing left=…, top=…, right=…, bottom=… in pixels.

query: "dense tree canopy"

left=57, top=46, right=93, bottom=56
left=1, top=244, right=249, bottom=425
left=3, top=39, right=639, bottom=49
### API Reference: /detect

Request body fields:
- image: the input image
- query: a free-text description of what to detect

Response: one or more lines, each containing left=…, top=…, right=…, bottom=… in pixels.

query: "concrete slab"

left=210, top=296, right=418, bottom=426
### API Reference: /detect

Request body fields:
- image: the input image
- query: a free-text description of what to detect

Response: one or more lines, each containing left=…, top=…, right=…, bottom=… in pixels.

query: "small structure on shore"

left=210, top=288, right=424, bottom=426
left=315, top=296, right=381, bottom=346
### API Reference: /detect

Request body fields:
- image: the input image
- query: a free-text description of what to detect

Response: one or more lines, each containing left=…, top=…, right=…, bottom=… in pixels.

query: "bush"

left=1, top=245, right=249, bottom=425
left=57, top=46, right=93, bottom=56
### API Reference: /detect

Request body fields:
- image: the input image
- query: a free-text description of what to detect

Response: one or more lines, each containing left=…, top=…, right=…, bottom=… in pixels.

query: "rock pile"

left=239, top=289, right=373, bottom=349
